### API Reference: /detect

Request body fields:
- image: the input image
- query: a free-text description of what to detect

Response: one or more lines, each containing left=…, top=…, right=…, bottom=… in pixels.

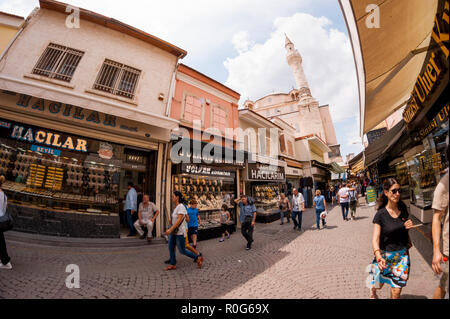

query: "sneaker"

left=246, top=242, right=252, bottom=250
left=219, top=238, right=224, bottom=242
left=0, top=262, right=12, bottom=270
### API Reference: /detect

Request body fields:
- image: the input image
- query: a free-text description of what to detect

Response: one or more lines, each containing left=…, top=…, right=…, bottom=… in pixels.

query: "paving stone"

left=0, top=200, right=443, bottom=299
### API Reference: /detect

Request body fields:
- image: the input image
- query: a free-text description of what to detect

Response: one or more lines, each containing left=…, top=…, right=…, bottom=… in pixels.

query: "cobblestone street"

left=0, top=201, right=440, bottom=299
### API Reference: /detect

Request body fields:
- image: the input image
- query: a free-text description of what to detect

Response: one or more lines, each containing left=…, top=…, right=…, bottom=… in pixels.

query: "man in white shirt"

left=134, top=194, right=159, bottom=242
left=337, top=184, right=350, bottom=221
left=291, top=188, right=305, bottom=231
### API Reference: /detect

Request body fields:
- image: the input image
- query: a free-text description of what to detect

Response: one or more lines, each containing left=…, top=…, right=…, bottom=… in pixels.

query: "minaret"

left=285, top=34, right=311, bottom=97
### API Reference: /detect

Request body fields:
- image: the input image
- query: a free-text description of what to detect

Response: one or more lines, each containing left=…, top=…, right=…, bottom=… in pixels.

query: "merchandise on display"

left=0, top=142, right=121, bottom=214
left=252, top=184, right=281, bottom=208
left=172, top=173, right=235, bottom=230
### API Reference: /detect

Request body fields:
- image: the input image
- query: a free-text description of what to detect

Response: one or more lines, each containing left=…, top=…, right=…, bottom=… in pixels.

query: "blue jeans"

left=315, top=209, right=326, bottom=228
left=340, top=203, right=349, bottom=220
left=292, top=211, right=303, bottom=230
left=280, top=210, right=290, bottom=223
left=168, top=234, right=198, bottom=266
left=125, top=209, right=136, bottom=235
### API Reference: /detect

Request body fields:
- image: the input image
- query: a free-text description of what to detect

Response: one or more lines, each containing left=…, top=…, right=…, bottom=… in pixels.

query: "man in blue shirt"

left=124, top=182, right=138, bottom=236
left=235, top=195, right=257, bottom=250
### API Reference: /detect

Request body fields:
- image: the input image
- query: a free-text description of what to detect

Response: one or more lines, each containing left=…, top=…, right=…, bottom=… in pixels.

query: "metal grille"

left=93, top=59, right=141, bottom=99
left=32, top=43, right=84, bottom=82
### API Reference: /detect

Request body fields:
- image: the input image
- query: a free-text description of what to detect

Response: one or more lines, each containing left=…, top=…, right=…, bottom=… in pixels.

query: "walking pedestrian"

left=279, top=193, right=291, bottom=225
left=187, top=199, right=201, bottom=249
left=313, top=190, right=327, bottom=230
left=234, top=195, right=256, bottom=250
left=348, top=183, right=358, bottom=220
left=337, top=184, right=350, bottom=221
left=124, top=182, right=138, bottom=237
left=164, top=191, right=203, bottom=271
left=133, top=194, right=159, bottom=242
left=431, top=171, right=449, bottom=299
left=0, top=175, right=12, bottom=270
left=330, top=185, right=336, bottom=205
left=291, top=188, right=305, bottom=231
left=164, top=212, right=203, bottom=265
left=219, top=204, right=231, bottom=242
left=368, top=178, right=414, bottom=299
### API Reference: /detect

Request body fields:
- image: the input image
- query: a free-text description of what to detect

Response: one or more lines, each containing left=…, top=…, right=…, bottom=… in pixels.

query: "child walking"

left=219, top=204, right=231, bottom=242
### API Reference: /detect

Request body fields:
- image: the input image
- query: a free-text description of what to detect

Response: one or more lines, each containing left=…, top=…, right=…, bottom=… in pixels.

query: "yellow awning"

left=340, top=0, right=438, bottom=135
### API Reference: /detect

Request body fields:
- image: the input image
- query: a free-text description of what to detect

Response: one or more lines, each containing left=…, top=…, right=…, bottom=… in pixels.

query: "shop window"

left=211, top=105, right=228, bottom=134
left=93, top=59, right=141, bottom=99
left=32, top=43, right=84, bottom=82
left=182, top=94, right=203, bottom=125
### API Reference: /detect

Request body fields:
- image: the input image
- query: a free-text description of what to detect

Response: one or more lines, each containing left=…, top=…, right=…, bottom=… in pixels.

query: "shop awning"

left=364, top=120, right=405, bottom=167
left=339, top=0, right=439, bottom=135
left=330, top=162, right=345, bottom=174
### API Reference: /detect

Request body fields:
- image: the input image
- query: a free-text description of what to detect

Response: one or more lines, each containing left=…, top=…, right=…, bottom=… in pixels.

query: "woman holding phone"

left=368, top=178, right=414, bottom=299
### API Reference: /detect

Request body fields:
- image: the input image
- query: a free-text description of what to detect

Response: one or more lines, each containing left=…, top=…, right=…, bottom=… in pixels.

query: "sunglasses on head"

left=390, top=188, right=401, bottom=194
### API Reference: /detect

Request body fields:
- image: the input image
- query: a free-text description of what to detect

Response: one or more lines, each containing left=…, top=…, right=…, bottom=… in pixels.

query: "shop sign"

left=366, top=186, right=377, bottom=207
left=419, top=103, right=449, bottom=138
left=286, top=166, right=302, bottom=177
left=98, top=142, right=114, bottom=159
left=403, top=3, right=449, bottom=125
left=30, top=145, right=61, bottom=156
left=181, top=163, right=233, bottom=177
left=247, top=163, right=285, bottom=181
left=3, top=119, right=88, bottom=153
left=367, top=127, right=387, bottom=144
left=1, top=91, right=139, bottom=134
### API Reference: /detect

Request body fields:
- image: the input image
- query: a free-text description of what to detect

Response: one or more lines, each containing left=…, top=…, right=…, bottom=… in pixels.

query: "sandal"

left=164, top=265, right=176, bottom=271
left=370, top=289, right=379, bottom=299
left=196, top=256, right=204, bottom=269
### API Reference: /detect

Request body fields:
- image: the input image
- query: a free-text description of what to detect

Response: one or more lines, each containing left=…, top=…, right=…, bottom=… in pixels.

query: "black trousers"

left=0, top=231, right=10, bottom=265
left=241, top=221, right=254, bottom=244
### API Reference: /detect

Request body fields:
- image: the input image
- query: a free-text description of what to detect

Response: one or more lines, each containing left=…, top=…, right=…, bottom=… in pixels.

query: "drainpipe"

left=165, top=60, right=179, bottom=117
left=0, top=7, right=39, bottom=64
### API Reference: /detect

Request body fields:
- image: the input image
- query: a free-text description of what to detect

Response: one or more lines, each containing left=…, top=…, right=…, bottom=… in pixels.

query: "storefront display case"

left=171, top=168, right=237, bottom=240
left=406, top=150, right=436, bottom=209
left=0, top=141, right=121, bottom=214
left=394, top=161, right=411, bottom=201
left=251, top=184, right=281, bottom=211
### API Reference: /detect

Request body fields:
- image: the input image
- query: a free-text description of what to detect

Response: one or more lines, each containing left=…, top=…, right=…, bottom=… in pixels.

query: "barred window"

left=32, top=43, right=84, bottom=82
left=93, top=59, right=141, bottom=99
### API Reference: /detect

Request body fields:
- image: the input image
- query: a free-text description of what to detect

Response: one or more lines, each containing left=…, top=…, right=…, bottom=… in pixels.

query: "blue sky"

left=0, top=0, right=364, bottom=160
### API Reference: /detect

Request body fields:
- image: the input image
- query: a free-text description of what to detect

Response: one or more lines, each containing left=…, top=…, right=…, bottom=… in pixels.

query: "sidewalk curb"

left=4, top=231, right=167, bottom=248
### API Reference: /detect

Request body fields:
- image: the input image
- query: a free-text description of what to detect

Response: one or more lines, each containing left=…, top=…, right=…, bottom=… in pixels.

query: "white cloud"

left=224, top=12, right=359, bottom=123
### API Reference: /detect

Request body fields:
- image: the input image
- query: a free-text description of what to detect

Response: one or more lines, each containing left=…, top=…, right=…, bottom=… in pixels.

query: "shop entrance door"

left=119, top=148, right=157, bottom=238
